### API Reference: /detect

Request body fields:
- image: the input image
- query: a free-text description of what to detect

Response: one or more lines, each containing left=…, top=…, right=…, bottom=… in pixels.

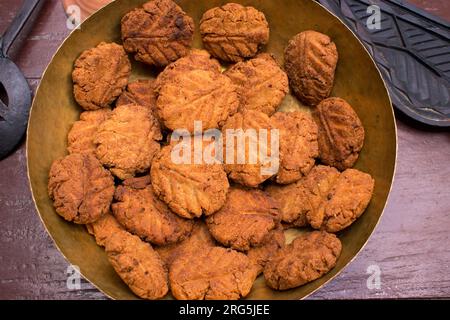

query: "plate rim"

left=26, top=0, right=398, bottom=300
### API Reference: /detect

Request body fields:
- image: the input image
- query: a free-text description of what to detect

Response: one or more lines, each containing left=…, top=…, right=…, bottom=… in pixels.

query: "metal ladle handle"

left=0, top=0, right=45, bottom=58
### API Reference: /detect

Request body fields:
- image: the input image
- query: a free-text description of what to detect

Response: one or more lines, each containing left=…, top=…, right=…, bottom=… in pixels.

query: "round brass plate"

left=27, top=0, right=397, bottom=300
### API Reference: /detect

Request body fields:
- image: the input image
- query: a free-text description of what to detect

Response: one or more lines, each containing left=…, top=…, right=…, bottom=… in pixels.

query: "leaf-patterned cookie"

left=267, top=165, right=340, bottom=228
left=313, top=97, right=365, bottom=170
left=67, top=108, right=112, bottom=155
left=150, top=141, right=229, bottom=219
left=156, top=69, right=239, bottom=132
left=105, top=226, right=169, bottom=300
left=309, top=168, right=375, bottom=232
left=206, top=187, right=280, bottom=251
left=121, top=0, right=194, bottom=67
left=271, top=111, right=319, bottom=184
left=72, top=42, right=131, bottom=110
left=155, top=49, right=222, bottom=92
left=200, top=3, right=269, bottom=62
left=112, top=176, right=194, bottom=245
left=222, top=110, right=278, bottom=187
left=94, top=104, right=162, bottom=180
left=225, top=53, right=288, bottom=115
left=48, top=153, right=115, bottom=224
left=89, top=214, right=169, bottom=300
left=169, top=246, right=258, bottom=300
left=285, top=30, right=338, bottom=106
left=264, top=231, right=341, bottom=290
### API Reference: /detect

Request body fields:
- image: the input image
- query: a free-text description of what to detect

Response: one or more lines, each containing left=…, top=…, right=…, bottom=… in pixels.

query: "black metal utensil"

left=317, top=0, right=450, bottom=127
left=0, top=0, right=45, bottom=160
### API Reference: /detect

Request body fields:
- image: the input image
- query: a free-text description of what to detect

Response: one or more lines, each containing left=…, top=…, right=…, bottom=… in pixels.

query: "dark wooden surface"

left=0, top=0, right=449, bottom=300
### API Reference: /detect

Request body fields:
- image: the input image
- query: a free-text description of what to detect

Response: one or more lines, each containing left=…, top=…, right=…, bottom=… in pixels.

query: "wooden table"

left=0, top=0, right=449, bottom=299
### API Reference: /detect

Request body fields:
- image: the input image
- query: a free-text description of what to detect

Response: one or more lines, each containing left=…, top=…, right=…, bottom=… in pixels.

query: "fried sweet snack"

left=301, top=165, right=341, bottom=223
left=264, top=231, right=341, bottom=290
left=88, top=214, right=169, bottom=300
left=72, top=42, right=131, bottom=110
left=116, top=79, right=157, bottom=114
left=284, top=31, right=338, bottom=106
left=224, top=53, right=288, bottom=115
left=86, top=213, right=124, bottom=247
left=247, top=227, right=285, bottom=275
left=206, top=187, right=280, bottom=251
left=94, top=104, right=162, bottom=180
left=271, top=111, right=319, bottom=184
left=200, top=3, right=269, bottom=62
left=151, top=140, right=229, bottom=219
left=308, top=168, right=375, bottom=232
left=222, top=110, right=278, bottom=187
left=48, top=153, right=114, bottom=224
left=67, top=108, right=112, bottom=155
left=112, top=176, right=194, bottom=245
left=169, top=246, right=258, bottom=300
left=266, top=182, right=310, bottom=228
left=155, top=221, right=216, bottom=267
left=267, top=165, right=344, bottom=229
left=314, top=97, right=365, bottom=170
left=156, top=68, right=239, bottom=132
left=106, top=231, right=169, bottom=300
left=155, top=49, right=221, bottom=92
left=121, top=0, right=194, bottom=67
left=269, top=165, right=373, bottom=232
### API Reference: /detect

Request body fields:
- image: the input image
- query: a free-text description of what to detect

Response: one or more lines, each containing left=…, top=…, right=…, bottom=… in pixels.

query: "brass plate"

left=27, top=0, right=397, bottom=300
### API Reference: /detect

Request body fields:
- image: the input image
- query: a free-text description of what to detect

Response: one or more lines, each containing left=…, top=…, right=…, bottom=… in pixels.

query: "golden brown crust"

left=156, top=69, right=239, bottom=132
left=200, top=3, right=269, bottom=62
left=112, top=176, right=194, bottom=245
left=247, top=227, right=285, bottom=275
left=264, top=231, right=341, bottom=290
left=155, top=49, right=222, bottom=92
left=86, top=213, right=124, bottom=247
left=48, top=153, right=115, bottom=224
left=297, top=165, right=341, bottom=229
left=73, top=42, right=131, bottom=110
left=121, top=0, right=194, bottom=67
left=67, top=109, right=112, bottom=155
left=155, top=221, right=216, bottom=267
left=116, top=79, right=158, bottom=116
left=169, top=246, right=258, bottom=300
left=271, top=111, right=319, bottom=184
left=106, top=228, right=169, bottom=300
left=269, top=165, right=373, bottom=232
left=314, top=97, right=365, bottom=170
left=265, top=181, right=311, bottom=228
left=88, top=214, right=169, bottom=299
left=301, top=165, right=341, bottom=226
left=225, top=53, right=288, bottom=115
left=206, top=187, right=280, bottom=251
left=222, top=110, right=278, bottom=187
left=94, top=104, right=162, bottom=180
left=150, top=141, right=229, bottom=219
left=284, top=31, right=338, bottom=106
left=308, top=168, right=375, bottom=232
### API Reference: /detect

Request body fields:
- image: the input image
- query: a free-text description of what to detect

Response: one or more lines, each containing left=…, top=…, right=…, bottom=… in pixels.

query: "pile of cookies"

left=48, top=0, right=375, bottom=300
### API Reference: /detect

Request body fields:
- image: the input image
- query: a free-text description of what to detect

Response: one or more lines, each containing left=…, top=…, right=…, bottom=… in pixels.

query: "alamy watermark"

left=366, top=264, right=382, bottom=290
left=64, top=4, right=382, bottom=31
left=366, top=5, right=381, bottom=30
left=66, top=5, right=81, bottom=30
left=170, top=121, right=280, bottom=176
left=66, top=264, right=81, bottom=290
